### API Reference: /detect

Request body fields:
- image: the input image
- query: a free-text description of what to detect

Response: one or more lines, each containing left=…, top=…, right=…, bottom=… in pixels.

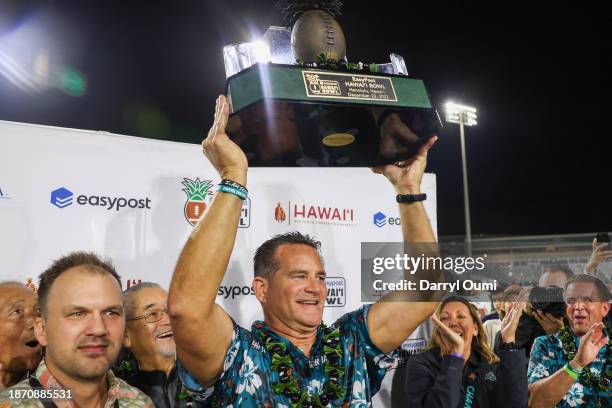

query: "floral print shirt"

left=527, top=331, right=610, bottom=407
left=178, top=305, right=396, bottom=407
left=0, top=358, right=154, bottom=408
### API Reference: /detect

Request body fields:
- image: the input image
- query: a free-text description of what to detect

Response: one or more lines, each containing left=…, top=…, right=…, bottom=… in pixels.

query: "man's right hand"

left=202, top=95, right=248, bottom=184
left=169, top=94, right=246, bottom=388
left=571, top=322, right=609, bottom=368
left=533, top=310, right=564, bottom=335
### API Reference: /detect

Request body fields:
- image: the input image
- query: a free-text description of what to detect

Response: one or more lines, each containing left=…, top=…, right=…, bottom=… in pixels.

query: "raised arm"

left=168, top=95, right=247, bottom=386
left=368, top=137, right=442, bottom=353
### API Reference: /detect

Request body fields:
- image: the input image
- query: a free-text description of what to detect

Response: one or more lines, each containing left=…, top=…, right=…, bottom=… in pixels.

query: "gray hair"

left=123, top=282, right=162, bottom=319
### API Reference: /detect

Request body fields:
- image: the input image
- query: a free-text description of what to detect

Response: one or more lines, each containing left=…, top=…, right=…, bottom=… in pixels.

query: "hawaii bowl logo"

left=182, top=177, right=214, bottom=226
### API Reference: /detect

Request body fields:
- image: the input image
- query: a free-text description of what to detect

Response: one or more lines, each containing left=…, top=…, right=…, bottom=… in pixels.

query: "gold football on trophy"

left=291, top=10, right=346, bottom=62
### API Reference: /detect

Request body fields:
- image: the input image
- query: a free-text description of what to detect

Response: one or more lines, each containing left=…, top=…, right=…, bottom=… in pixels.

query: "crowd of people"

left=0, top=95, right=609, bottom=407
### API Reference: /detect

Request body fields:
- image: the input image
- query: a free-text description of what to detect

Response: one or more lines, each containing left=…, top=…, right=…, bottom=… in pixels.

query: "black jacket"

left=494, top=313, right=545, bottom=361
left=116, top=362, right=197, bottom=408
left=393, top=346, right=527, bottom=408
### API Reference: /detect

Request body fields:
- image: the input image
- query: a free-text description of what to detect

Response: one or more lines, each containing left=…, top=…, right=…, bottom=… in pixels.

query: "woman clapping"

left=395, top=294, right=528, bottom=408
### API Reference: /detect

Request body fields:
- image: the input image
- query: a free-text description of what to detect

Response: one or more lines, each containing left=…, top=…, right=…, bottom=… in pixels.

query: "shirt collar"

left=35, top=358, right=121, bottom=407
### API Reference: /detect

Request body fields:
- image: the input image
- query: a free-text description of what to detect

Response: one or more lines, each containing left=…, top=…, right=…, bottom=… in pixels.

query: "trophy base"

left=226, top=63, right=442, bottom=167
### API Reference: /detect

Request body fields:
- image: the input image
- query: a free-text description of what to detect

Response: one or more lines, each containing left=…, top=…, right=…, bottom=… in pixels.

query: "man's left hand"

left=372, top=136, right=437, bottom=195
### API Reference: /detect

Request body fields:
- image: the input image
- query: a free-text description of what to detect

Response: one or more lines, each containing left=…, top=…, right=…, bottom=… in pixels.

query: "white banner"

left=0, top=119, right=437, bottom=406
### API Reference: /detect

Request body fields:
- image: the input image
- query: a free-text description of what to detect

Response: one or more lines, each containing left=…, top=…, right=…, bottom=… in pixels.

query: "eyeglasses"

left=564, top=297, right=598, bottom=306
left=127, top=308, right=168, bottom=324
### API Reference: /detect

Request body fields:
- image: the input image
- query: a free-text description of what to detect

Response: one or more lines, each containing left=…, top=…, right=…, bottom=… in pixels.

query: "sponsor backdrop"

left=0, top=120, right=437, bottom=406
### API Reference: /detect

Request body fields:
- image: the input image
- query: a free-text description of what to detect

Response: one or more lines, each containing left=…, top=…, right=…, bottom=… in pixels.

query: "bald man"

left=0, top=282, right=41, bottom=390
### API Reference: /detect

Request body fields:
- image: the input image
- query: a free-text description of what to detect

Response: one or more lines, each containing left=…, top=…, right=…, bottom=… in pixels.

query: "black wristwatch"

left=396, top=193, right=427, bottom=203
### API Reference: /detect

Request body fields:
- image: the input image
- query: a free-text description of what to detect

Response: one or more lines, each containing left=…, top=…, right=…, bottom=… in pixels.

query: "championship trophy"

left=222, top=0, right=441, bottom=167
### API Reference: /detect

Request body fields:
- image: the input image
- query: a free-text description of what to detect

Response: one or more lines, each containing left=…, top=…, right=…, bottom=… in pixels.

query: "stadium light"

left=445, top=101, right=478, bottom=253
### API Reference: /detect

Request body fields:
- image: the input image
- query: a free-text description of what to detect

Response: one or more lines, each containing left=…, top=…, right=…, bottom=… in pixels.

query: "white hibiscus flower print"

left=351, top=377, right=368, bottom=406
left=373, top=353, right=396, bottom=369
left=528, top=363, right=550, bottom=380
left=237, top=353, right=262, bottom=396
left=224, top=331, right=240, bottom=371
left=563, top=383, right=585, bottom=407
left=307, top=379, right=323, bottom=395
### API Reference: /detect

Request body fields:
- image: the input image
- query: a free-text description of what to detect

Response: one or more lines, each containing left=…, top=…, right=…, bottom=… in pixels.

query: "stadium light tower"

left=444, top=102, right=477, bottom=253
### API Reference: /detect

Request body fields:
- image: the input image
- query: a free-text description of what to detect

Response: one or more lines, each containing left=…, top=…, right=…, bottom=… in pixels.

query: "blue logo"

left=0, top=186, right=10, bottom=199
left=50, top=187, right=74, bottom=208
left=373, top=211, right=387, bottom=227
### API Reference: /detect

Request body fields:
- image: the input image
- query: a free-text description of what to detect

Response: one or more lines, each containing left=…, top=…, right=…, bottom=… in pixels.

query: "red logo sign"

left=273, top=201, right=355, bottom=227
left=274, top=202, right=286, bottom=222
left=126, top=279, right=142, bottom=289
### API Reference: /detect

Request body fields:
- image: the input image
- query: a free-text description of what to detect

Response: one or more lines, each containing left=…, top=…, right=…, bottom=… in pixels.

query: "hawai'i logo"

left=182, top=177, right=214, bottom=226
left=274, top=202, right=286, bottom=223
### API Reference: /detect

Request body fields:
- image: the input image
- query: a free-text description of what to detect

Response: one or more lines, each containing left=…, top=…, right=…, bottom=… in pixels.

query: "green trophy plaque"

left=223, top=2, right=441, bottom=167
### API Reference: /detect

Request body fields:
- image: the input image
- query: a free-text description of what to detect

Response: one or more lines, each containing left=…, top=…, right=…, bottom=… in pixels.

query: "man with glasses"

left=117, top=282, right=196, bottom=407
left=527, top=274, right=611, bottom=407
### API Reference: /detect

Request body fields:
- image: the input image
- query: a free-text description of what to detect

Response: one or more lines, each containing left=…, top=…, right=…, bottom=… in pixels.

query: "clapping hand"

left=500, top=289, right=527, bottom=344
left=432, top=314, right=465, bottom=356
left=572, top=322, right=609, bottom=368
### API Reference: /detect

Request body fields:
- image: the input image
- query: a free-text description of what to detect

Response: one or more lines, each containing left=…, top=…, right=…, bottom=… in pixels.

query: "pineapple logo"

left=182, top=177, right=214, bottom=226
left=274, top=202, right=286, bottom=223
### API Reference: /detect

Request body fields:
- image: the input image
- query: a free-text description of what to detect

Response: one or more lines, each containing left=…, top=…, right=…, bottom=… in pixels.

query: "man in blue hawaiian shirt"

left=168, top=95, right=442, bottom=407
left=527, top=274, right=611, bottom=407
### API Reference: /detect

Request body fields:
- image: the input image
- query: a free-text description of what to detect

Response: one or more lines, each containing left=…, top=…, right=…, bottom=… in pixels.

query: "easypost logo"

left=325, top=277, right=346, bottom=307
left=217, top=285, right=255, bottom=300
left=373, top=211, right=387, bottom=227
left=51, top=187, right=74, bottom=208
left=50, top=187, right=151, bottom=211
left=0, top=186, right=11, bottom=200
left=373, top=211, right=400, bottom=228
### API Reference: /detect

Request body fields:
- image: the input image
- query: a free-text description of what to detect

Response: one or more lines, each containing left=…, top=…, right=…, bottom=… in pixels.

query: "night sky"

left=1, top=0, right=610, bottom=237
